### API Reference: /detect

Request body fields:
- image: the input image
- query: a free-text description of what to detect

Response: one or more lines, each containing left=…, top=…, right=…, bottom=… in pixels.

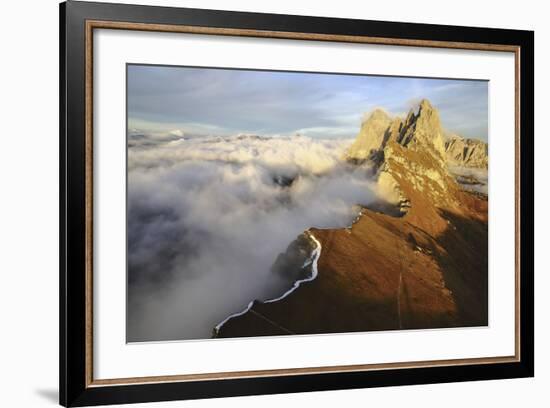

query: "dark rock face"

left=270, top=233, right=316, bottom=282
left=213, top=233, right=318, bottom=338
left=272, top=174, right=296, bottom=188
left=346, top=109, right=393, bottom=160
left=256, top=233, right=317, bottom=301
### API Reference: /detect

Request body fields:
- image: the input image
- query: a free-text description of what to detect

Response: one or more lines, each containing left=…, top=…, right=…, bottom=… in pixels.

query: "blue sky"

left=128, top=64, right=488, bottom=141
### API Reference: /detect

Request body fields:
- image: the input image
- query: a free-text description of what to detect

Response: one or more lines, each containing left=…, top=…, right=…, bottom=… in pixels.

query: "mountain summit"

left=348, top=100, right=488, bottom=208
left=445, top=135, right=488, bottom=169
left=347, top=99, right=447, bottom=164
left=348, top=99, right=461, bottom=215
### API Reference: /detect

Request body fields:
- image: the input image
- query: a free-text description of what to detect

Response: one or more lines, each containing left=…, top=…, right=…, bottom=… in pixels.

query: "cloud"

left=127, top=134, right=389, bottom=341
left=448, top=165, right=488, bottom=195
left=168, top=129, right=184, bottom=138
left=128, top=65, right=488, bottom=141
left=128, top=66, right=361, bottom=138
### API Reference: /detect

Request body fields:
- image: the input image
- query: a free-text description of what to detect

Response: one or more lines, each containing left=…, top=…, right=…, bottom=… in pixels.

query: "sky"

left=128, top=64, right=489, bottom=141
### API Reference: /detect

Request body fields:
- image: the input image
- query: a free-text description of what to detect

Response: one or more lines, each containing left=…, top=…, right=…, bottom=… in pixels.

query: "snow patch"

left=212, top=231, right=322, bottom=335
left=213, top=300, right=254, bottom=334
left=264, top=231, right=322, bottom=304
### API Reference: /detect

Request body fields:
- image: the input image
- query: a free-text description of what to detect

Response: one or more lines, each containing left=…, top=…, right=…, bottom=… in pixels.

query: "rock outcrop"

left=348, top=100, right=487, bottom=203
left=347, top=99, right=447, bottom=165
left=445, top=135, right=488, bottom=169
left=348, top=99, right=456, bottom=213
left=346, top=109, right=392, bottom=161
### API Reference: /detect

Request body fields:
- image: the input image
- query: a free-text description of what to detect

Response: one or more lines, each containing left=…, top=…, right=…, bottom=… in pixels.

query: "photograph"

left=126, top=65, right=489, bottom=342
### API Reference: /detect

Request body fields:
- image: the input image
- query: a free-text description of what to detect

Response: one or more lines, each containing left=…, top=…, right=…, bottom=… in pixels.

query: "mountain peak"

left=418, top=98, right=434, bottom=112
left=347, top=108, right=392, bottom=161
left=405, top=99, right=446, bottom=160
left=364, top=108, right=390, bottom=122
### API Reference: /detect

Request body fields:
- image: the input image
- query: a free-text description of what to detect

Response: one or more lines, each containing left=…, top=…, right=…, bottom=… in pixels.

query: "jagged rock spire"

left=346, top=109, right=392, bottom=161
left=399, top=99, right=446, bottom=162
left=346, top=99, right=446, bottom=163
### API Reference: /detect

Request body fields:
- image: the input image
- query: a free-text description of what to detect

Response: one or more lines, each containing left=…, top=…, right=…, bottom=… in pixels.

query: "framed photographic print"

left=59, top=1, right=534, bottom=406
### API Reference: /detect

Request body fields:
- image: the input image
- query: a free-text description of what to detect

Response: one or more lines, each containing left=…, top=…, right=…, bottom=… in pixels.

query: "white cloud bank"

left=448, top=165, right=489, bottom=195
left=127, top=134, right=389, bottom=341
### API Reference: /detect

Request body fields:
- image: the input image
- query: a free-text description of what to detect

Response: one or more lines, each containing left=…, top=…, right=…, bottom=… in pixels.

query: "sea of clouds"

left=127, top=133, right=390, bottom=342
left=448, top=165, right=489, bottom=195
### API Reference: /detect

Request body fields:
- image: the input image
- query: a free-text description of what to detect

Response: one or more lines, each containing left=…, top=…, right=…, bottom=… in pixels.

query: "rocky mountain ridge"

left=214, top=99, right=488, bottom=338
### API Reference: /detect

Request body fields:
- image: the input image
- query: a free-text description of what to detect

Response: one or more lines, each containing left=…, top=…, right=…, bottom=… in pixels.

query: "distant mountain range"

left=445, top=135, right=488, bottom=169
left=214, top=99, right=489, bottom=338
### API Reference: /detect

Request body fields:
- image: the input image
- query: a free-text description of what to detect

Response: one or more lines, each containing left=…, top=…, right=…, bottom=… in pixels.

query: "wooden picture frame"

left=60, top=1, right=534, bottom=406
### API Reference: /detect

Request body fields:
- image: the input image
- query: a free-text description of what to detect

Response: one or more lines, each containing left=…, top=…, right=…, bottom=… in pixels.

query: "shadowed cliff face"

left=215, top=99, right=488, bottom=338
